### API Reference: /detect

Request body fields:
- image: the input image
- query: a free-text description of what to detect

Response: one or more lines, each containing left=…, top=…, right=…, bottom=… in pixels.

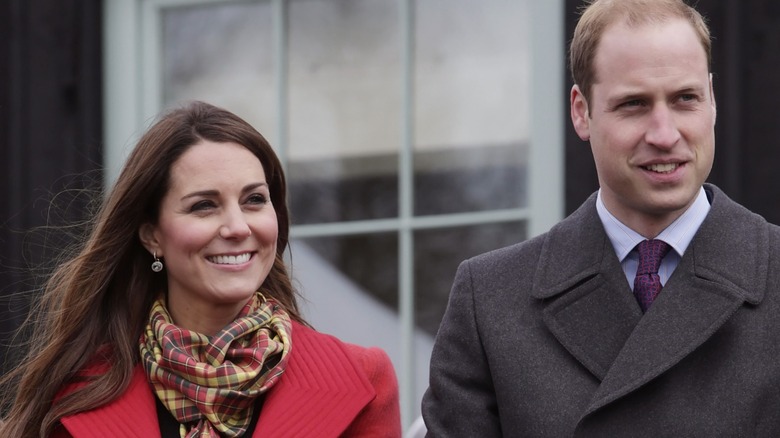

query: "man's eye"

left=621, top=99, right=643, bottom=107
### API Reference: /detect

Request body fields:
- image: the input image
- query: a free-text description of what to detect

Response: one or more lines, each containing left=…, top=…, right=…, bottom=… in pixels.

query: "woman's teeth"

left=208, top=253, right=251, bottom=265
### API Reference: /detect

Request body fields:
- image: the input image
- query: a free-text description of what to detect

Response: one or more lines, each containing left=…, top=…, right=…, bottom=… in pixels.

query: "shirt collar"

left=596, top=187, right=711, bottom=262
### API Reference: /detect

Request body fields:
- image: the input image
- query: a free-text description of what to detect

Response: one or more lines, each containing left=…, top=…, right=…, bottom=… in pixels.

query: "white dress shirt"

left=596, top=187, right=711, bottom=290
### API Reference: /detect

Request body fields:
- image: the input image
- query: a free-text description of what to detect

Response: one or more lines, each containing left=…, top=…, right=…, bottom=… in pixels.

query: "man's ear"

left=709, top=73, right=717, bottom=125
left=570, top=84, right=591, bottom=141
left=139, top=223, right=161, bottom=256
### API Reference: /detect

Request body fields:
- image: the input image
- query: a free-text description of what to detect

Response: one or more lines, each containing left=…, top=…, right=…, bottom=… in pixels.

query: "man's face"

left=570, top=18, right=716, bottom=236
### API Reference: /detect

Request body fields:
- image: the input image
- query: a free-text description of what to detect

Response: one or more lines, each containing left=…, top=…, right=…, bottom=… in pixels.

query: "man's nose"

left=645, top=105, right=681, bottom=149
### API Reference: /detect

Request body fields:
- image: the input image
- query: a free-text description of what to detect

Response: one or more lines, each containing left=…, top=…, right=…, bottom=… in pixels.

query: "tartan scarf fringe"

left=139, top=292, right=292, bottom=437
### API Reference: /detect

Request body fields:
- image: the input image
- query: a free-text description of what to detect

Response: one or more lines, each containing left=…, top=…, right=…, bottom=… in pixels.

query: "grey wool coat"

left=422, top=184, right=780, bottom=437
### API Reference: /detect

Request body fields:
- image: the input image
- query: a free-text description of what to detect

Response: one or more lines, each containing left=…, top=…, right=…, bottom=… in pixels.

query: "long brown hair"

left=0, top=101, right=303, bottom=437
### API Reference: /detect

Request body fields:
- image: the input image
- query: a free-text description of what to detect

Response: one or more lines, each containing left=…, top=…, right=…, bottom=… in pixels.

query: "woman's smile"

left=140, top=140, right=278, bottom=334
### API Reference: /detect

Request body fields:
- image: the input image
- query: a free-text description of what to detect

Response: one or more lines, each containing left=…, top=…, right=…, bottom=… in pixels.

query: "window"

left=104, top=0, right=563, bottom=425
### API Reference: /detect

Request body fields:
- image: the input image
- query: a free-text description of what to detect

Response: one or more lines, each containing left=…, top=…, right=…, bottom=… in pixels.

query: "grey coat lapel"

left=533, top=193, right=642, bottom=380
left=534, top=186, right=770, bottom=421
left=580, top=185, right=769, bottom=417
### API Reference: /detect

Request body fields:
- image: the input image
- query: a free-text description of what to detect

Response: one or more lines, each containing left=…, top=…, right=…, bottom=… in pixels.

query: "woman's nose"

left=219, top=207, right=252, bottom=239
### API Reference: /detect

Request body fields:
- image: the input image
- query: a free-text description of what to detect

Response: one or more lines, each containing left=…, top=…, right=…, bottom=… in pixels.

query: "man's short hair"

left=569, top=0, right=712, bottom=104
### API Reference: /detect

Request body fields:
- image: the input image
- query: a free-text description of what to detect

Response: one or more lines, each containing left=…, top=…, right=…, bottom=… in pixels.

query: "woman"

left=0, top=101, right=401, bottom=437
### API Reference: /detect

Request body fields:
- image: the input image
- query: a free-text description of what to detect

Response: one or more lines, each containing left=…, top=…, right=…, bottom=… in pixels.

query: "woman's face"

left=140, top=140, right=278, bottom=333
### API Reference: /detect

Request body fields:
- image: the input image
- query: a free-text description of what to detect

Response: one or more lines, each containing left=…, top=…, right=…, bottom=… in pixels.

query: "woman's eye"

left=246, top=193, right=268, bottom=205
left=190, top=200, right=215, bottom=212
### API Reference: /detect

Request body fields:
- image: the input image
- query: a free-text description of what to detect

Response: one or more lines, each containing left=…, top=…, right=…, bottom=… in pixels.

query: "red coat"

left=54, top=322, right=401, bottom=437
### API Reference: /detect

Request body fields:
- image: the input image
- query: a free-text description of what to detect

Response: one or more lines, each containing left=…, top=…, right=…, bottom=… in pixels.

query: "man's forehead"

left=593, top=18, right=707, bottom=71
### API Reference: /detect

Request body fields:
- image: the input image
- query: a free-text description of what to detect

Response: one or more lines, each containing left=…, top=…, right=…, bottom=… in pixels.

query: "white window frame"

left=103, top=0, right=564, bottom=426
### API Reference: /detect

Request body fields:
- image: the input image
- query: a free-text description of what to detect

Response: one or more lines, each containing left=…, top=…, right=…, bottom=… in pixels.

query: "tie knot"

left=636, top=239, right=670, bottom=275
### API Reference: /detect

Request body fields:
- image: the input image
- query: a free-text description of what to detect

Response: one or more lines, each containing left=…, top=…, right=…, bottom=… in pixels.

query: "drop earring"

left=151, top=252, right=164, bottom=272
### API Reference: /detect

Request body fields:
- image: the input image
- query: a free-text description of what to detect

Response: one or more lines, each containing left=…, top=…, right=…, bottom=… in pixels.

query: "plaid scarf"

left=139, top=293, right=292, bottom=438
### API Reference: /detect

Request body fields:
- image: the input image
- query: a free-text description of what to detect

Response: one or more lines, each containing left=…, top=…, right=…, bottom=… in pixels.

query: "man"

left=422, top=0, right=780, bottom=436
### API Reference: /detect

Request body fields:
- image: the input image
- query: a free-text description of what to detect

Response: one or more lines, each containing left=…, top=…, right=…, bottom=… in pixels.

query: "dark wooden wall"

left=0, top=0, right=103, bottom=369
left=565, top=0, right=780, bottom=225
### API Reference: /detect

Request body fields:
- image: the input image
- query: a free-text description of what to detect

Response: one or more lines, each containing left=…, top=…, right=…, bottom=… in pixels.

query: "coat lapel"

left=580, top=261, right=744, bottom=417
left=579, top=186, right=769, bottom=418
left=534, top=193, right=643, bottom=381
left=535, top=186, right=770, bottom=422
left=59, top=365, right=161, bottom=438
left=254, top=322, right=375, bottom=437
left=60, top=323, right=375, bottom=438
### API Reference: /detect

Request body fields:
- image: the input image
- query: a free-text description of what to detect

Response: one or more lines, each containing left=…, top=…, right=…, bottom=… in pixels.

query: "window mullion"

left=399, top=0, right=416, bottom=429
left=272, top=0, right=289, bottom=168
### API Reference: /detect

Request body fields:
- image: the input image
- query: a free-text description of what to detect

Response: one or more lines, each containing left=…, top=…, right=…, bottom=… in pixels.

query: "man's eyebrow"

left=608, top=92, right=646, bottom=102
left=675, top=84, right=706, bottom=94
left=607, top=84, right=707, bottom=103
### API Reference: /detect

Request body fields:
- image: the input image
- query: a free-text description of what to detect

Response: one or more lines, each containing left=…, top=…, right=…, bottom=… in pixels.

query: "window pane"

left=291, top=233, right=400, bottom=364
left=287, top=0, right=401, bottom=224
left=414, top=222, right=527, bottom=335
left=414, top=0, right=530, bottom=215
left=414, top=144, right=528, bottom=216
left=161, top=1, right=275, bottom=135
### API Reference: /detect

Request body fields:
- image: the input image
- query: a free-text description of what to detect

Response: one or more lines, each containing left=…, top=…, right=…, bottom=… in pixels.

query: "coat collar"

left=60, top=322, right=375, bottom=437
left=254, top=322, right=376, bottom=436
left=531, top=184, right=767, bottom=304
left=58, top=363, right=160, bottom=438
left=531, top=184, right=770, bottom=420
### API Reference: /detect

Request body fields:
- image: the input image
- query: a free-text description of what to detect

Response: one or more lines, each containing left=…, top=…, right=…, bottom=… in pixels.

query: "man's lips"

left=643, top=163, right=680, bottom=173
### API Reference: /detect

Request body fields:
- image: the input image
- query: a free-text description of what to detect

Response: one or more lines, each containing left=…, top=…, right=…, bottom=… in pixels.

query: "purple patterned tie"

left=633, top=239, right=671, bottom=312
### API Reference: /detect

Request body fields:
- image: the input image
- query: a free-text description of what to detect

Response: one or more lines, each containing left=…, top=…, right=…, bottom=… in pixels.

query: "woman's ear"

left=138, top=223, right=160, bottom=256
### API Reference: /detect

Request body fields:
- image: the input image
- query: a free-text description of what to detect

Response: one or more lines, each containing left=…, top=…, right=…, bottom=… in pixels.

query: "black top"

left=156, top=395, right=265, bottom=437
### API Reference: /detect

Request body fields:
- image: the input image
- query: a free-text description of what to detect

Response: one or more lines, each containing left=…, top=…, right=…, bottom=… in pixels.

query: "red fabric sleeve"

left=341, top=344, right=402, bottom=437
